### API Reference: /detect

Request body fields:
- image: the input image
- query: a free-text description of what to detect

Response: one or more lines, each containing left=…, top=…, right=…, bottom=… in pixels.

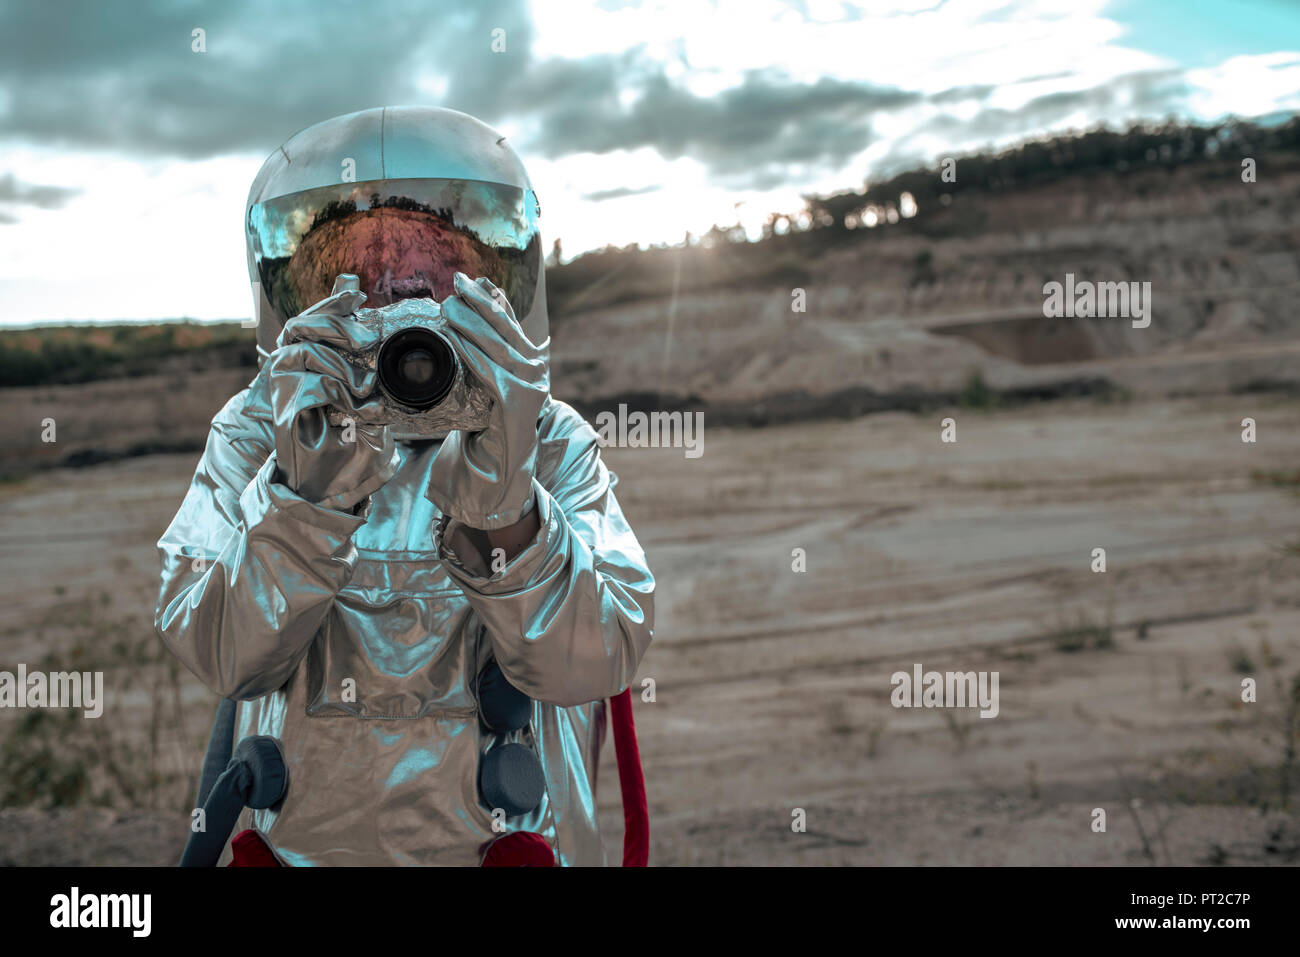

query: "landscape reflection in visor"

left=377, top=327, right=458, bottom=410
left=247, top=177, right=542, bottom=330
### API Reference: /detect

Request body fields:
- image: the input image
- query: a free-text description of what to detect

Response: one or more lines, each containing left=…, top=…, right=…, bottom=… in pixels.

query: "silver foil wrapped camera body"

left=325, top=298, right=494, bottom=436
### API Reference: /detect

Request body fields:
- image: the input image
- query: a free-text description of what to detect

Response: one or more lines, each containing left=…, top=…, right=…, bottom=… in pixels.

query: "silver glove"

left=425, top=272, right=550, bottom=529
left=259, top=275, right=400, bottom=512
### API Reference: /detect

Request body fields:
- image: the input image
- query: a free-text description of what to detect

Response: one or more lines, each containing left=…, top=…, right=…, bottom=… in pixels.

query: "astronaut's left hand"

left=426, top=271, right=550, bottom=531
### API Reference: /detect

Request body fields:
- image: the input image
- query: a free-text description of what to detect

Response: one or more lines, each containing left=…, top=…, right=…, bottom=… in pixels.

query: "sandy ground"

left=1, top=390, right=1298, bottom=865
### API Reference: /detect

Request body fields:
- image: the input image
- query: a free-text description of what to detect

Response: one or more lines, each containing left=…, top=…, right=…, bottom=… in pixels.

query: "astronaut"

left=154, top=106, right=655, bottom=866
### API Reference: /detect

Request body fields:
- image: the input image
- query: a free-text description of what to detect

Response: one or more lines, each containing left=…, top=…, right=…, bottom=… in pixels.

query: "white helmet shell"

left=245, top=106, right=548, bottom=361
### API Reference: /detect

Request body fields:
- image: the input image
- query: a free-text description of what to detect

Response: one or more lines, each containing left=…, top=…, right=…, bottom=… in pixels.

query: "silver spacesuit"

left=154, top=107, right=655, bottom=866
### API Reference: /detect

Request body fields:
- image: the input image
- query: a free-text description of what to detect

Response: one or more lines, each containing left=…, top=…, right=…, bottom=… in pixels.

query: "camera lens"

left=376, top=328, right=458, bottom=410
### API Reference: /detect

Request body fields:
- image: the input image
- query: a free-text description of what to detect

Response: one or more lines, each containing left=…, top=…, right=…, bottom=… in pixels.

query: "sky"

left=0, top=0, right=1297, bottom=325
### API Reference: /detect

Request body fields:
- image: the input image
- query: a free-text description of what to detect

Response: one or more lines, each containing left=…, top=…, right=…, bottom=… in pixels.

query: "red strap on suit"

left=610, top=686, right=649, bottom=866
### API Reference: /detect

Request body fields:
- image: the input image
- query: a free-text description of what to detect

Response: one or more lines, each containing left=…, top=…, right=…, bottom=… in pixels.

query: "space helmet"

left=244, top=106, right=547, bottom=367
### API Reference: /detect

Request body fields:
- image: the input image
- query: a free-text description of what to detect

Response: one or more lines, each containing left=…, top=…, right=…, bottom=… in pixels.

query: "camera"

left=324, top=298, right=493, bottom=436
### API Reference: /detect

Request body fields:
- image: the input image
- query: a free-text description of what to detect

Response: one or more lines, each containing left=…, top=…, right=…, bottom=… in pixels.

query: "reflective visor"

left=248, top=178, right=542, bottom=326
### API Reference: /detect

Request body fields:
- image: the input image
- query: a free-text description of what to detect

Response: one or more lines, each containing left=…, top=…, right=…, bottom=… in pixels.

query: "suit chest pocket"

left=306, top=555, right=480, bottom=720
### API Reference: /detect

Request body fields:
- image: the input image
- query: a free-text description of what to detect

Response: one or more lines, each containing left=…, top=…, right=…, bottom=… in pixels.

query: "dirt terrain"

left=1, top=389, right=1297, bottom=865
left=615, top=392, right=1300, bottom=865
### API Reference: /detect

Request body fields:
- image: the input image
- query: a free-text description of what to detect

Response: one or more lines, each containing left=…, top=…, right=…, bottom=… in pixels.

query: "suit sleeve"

left=435, top=400, right=655, bottom=707
left=154, top=394, right=367, bottom=700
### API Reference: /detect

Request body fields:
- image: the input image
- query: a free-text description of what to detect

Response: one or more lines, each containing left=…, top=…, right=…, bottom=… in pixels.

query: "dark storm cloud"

left=925, top=69, right=1191, bottom=144
left=0, top=173, right=80, bottom=208
left=0, top=0, right=1202, bottom=194
left=523, top=71, right=920, bottom=175
left=0, top=0, right=925, bottom=191
left=0, top=0, right=532, bottom=158
left=930, top=83, right=998, bottom=105
left=581, top=184, right=662, bottom=201
left=871, top=69, right=1194, bottom=177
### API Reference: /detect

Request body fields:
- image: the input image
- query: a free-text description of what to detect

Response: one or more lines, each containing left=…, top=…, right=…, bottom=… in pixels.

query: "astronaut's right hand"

left=265, top=275, right=399, bottom=512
